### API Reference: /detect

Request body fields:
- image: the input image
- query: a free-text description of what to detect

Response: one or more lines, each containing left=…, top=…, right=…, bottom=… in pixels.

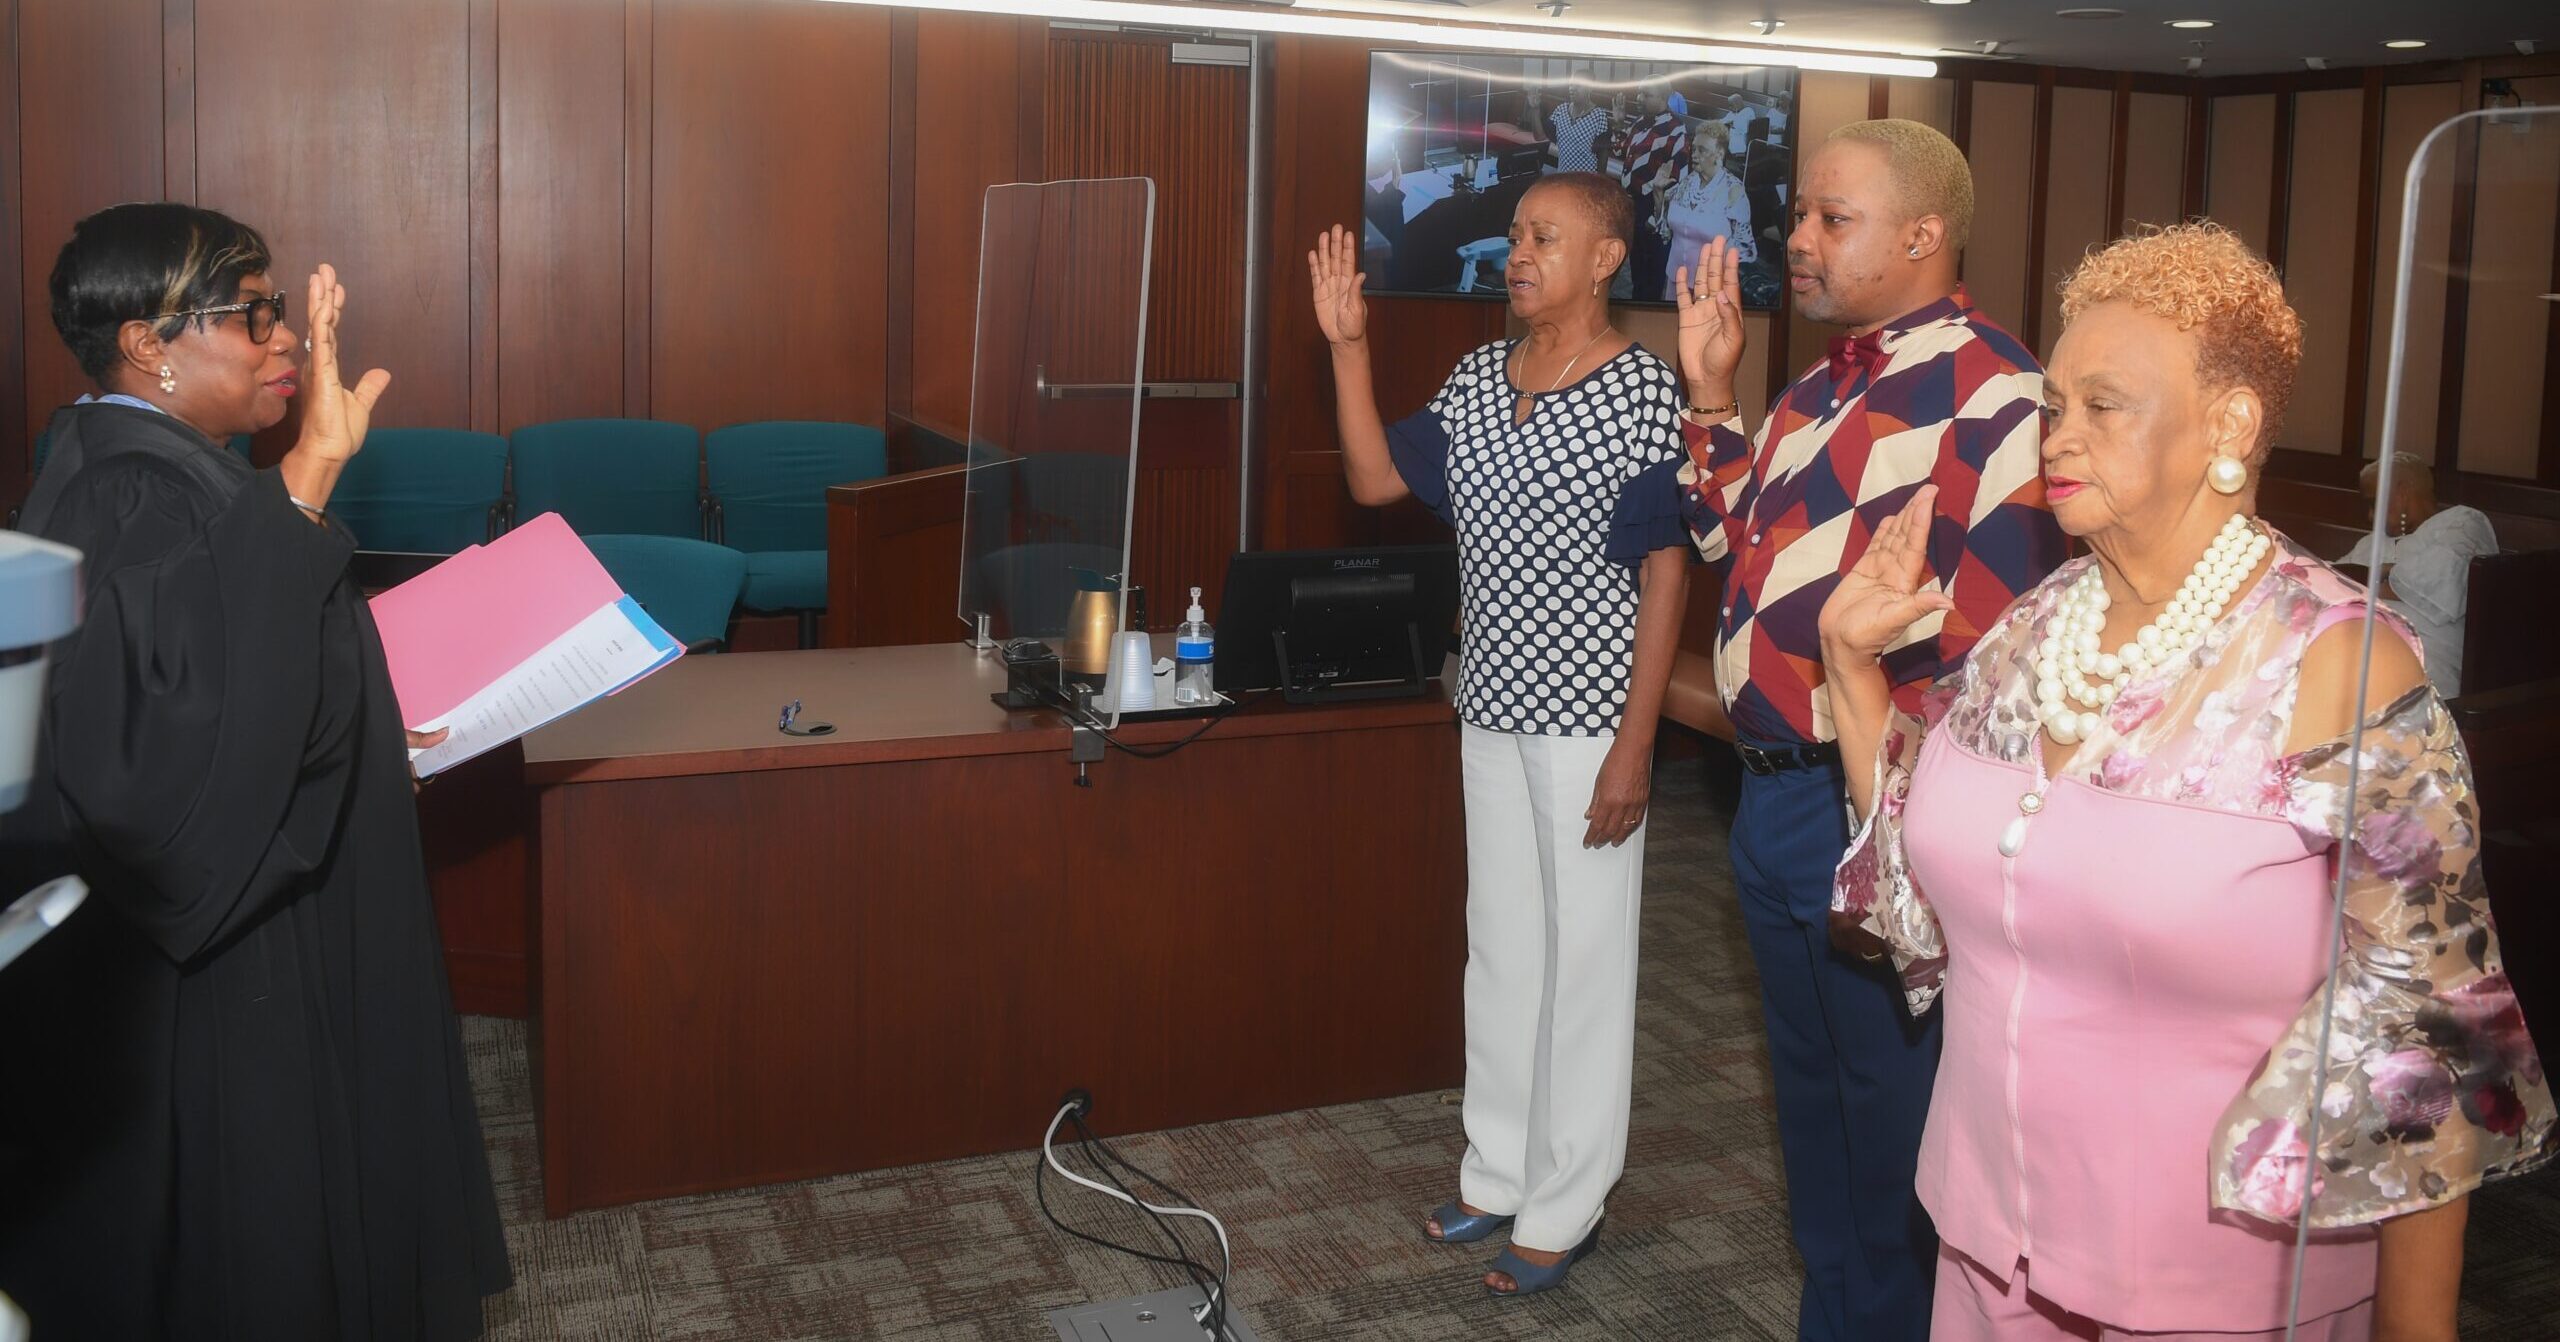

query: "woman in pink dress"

left=1816, top=222, right=2552, bottom=1340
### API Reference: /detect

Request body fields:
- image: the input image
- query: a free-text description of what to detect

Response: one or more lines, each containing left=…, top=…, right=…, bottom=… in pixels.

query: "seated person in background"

left=2339, top=451, right=2496, bottom=697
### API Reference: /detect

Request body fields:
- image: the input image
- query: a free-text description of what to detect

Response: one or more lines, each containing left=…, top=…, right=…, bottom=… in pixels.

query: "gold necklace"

left=1520, top=327, right=1612, bottom=394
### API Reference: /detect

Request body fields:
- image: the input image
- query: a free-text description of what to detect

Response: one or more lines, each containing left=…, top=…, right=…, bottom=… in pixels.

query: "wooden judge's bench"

left=404, top=433, right=1471, bottom=1213
left=503, top=640, right=1467, bottom=1215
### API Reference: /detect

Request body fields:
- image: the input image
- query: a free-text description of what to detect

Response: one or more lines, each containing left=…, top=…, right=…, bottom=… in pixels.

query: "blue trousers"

left=1729, top=751, right=1941, bottom=1342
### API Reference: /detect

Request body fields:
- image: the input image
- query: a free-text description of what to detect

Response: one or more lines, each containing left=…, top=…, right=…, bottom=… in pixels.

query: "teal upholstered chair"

left=509, top=419, right=706, bottom=539
left=327, top=428, right=510, bottom=553
left=583, top=534, right=749, bottom=652
left=704, top=421, right=887, bottom=645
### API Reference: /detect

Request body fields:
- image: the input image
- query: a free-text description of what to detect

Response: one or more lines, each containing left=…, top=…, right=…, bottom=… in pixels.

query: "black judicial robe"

left=0, top=403, right=508, bottom=1340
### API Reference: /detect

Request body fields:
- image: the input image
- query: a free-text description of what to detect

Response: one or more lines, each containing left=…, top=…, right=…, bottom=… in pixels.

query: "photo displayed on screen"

left=1363, top=51, right=1798, bottom=309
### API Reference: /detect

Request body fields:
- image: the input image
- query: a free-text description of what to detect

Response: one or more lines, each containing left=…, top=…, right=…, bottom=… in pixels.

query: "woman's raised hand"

left=294, top=262, right=392, bottom=464
left=1308, top=225, right=1369, bottom=347
left=1820, top=485, right=1953, bottom=668
left=1672, top=236, right=1745, bottom=406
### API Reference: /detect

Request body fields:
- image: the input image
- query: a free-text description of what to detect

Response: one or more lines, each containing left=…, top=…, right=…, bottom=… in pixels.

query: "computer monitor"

left=1215, top=546, right=1459, bottom=704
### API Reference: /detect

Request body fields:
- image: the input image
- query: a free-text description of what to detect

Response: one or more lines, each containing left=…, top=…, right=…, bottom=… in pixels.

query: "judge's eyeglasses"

left=157, top=290, right=290, bottom=345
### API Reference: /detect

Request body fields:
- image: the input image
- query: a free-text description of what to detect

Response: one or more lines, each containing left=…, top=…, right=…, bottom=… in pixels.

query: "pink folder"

left=369, top=513, right=628, bottom=727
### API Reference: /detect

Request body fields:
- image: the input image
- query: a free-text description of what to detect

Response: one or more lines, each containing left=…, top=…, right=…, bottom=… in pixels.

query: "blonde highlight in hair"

left=2059, top=221, right=2303, bottom=459
left=1826, top=118, right=1975, bottom=251
left=154, top=225, right=268, bottom=335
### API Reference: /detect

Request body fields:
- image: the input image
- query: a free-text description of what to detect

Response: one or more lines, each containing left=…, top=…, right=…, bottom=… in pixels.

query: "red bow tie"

left=1826, top=332, right=1885, bottom=388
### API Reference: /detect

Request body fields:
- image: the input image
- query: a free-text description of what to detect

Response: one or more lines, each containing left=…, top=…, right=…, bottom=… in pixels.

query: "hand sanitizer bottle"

left=1174, top=587, right=1215, bottom=705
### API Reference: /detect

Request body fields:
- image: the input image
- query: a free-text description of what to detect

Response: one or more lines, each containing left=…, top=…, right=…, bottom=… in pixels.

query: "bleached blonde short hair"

left=2060, top=221, right=2303, bottom=459
left=1826, top=118, right=1976, bottom=251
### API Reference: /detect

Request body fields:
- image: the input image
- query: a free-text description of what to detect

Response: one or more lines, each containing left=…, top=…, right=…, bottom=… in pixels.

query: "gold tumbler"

left=1062, top=589, right=1119, bottom=675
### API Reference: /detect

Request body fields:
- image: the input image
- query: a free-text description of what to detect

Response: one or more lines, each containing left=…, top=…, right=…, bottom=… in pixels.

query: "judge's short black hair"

left=50, top=202, right=274, bottom=381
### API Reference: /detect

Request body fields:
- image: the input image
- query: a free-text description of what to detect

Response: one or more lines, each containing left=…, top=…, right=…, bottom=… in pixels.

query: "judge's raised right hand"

left=291, top=262, right=392, bottom=465
left=1672, top=236, right=1746, bottom=406
left=1308, top=225, right=1369, bottom=348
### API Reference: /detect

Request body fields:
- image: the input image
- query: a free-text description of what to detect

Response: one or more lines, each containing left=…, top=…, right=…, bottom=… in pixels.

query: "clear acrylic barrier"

left=957, top=178, right=1155, bottom=728
left=2278, top=105, right=2559, bottom=1335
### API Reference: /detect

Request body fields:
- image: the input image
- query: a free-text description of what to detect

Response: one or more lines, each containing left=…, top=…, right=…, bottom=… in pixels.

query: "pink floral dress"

left=1833, top=532, right=2554, bottom=1331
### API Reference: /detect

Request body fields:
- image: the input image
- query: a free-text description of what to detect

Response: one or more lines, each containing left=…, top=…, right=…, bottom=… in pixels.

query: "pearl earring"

left=2206, top=454, right=2247, bottom=495
left=158, top=365, right=177, bottom=394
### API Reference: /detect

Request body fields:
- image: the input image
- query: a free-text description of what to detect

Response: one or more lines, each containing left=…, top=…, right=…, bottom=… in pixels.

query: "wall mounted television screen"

left=1363, top=51, right=1797, bottom=309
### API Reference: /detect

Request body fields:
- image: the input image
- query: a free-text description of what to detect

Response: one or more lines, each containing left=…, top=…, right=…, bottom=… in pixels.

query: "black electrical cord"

left=1070, top=1112, right=1232, bottom=1340
left=1032, top=1114, right=1229, bottom=1339
left=1042, top=678, right=1240, bottom=762
left=1091, top=700, right=1236, bottom=760
left=1032, top=1146, right=1223, bottom=1315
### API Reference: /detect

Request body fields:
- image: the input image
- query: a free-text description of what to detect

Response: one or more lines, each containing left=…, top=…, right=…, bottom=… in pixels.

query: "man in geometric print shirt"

left=1617, top=119, right=2063, bottom=1340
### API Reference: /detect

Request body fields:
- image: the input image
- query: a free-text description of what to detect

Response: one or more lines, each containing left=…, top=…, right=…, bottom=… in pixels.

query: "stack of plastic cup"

left=1107, top=629, right=1157, bottom=712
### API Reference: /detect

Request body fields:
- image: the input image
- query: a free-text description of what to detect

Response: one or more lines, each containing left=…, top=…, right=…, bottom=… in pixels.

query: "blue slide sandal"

left=1485, top=1221, right=1601, bottom=1297
left=1422, top=1200, right=1514, bottom=1244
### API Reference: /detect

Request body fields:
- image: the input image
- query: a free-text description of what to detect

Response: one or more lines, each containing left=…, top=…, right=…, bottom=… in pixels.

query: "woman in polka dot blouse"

left=1306, top=170, right=1691, bottom=1299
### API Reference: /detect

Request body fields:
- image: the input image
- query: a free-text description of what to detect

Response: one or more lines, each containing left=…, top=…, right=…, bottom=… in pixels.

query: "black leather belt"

left=1734, top=740, right=1842, bottom=775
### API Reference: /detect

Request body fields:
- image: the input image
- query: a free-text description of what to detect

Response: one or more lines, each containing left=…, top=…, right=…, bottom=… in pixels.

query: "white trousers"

left=1455, top=725, right=1646, bottom=1252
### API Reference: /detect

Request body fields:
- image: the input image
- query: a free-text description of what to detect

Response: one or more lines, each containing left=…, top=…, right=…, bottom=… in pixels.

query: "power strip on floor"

left=1046, top=1285, right=1262, bottom=1342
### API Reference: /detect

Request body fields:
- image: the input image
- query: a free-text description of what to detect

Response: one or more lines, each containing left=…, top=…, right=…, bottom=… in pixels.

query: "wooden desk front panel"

left=537, top=717, right=1465, bottom=1214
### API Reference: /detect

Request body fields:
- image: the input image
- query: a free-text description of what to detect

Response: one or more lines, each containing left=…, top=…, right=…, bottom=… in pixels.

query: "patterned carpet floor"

left=465, top=759, right=2560, bottom=1341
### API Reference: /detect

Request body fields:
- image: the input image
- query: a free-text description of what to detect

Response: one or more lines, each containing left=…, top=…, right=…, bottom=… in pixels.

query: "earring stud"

left=158, top=365, right=177, bottom=395
left=2207, top=454, right=2248, bottom=495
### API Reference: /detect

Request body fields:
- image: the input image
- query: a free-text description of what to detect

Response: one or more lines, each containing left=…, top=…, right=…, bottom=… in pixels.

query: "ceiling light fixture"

left=2304, top=55, right=2327, bottom=69
left=810, top=0, right=1938, bottom=75
left=2166, top=19, right=2214, bottom=29
left=2054, top=7, right=2124, bottom=17
left=1925, top=0, right=1973, bottom=7
left=2383, top=39, right=2429, bottom=49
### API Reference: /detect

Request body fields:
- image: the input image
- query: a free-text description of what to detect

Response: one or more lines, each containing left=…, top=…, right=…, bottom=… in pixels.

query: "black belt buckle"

left=1735, top=740, right=1837, bottom=775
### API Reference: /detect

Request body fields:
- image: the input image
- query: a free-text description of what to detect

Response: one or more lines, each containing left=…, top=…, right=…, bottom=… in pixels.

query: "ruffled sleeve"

left=1605, top=457, right=1690, bottom=566
left=1829, top=679, right=1962, bottom=1016
left=1383, top=406, right=1453, bottom=526
left=2210, top=685, right=2556, bottom=1227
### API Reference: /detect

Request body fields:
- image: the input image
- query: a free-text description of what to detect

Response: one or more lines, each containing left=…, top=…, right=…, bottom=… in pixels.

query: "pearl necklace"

left=2033, top=513, right=2270, bottom=747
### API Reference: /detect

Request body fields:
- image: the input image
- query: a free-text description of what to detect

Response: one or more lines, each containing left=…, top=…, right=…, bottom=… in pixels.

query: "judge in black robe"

left=0, top=203, right=506, bottom=1339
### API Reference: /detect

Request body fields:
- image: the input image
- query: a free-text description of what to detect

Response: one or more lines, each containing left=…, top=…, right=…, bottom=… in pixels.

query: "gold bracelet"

left=1685, top=401, right=1738, bottom=418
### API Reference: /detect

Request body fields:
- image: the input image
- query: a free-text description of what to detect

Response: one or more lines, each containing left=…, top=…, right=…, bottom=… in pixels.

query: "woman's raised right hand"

left=1672, top=236, right=1745, bottom=405
left=1820, top=485, right=1953, bottom=668
left=1308, top=225, right=1369, bottom=347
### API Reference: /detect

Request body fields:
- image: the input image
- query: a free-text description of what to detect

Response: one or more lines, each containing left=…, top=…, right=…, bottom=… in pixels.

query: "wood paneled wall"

left=1041, top=29, right=1246, bottom=611
left=4, top=0, right=890, bottom=485
left=1261, top=36, right=1507, bottom=552
left=6, top=5, right=2559, bottom=525
left=648, top=0, right=889, bottom=432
